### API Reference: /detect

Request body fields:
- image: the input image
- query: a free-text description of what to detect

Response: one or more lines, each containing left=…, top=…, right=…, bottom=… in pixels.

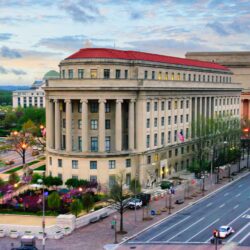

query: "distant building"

left=186, top=51, right=250, bottom=120
left=12, top=70, right=59, bottom=108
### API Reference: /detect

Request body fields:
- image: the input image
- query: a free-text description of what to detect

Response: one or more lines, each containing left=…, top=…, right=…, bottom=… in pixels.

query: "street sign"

left=111, top=220, right=116, bottom=226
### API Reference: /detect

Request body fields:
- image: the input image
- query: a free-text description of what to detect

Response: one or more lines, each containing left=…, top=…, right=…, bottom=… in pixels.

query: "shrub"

left=160, top=181, right=173, bottom=190
left=8, top=172, right=20, bottom=184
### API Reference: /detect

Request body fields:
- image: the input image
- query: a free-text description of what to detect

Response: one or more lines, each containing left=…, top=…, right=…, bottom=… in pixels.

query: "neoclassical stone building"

left=44, top=48, right=241, bottom=188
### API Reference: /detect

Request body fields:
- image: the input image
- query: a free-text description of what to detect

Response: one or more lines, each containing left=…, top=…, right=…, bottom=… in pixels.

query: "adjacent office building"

left=44, top=48, right=241, bottom=188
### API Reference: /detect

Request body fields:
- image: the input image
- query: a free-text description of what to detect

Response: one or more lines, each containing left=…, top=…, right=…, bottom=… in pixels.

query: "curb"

left=117, top=170, right=250, bottom=247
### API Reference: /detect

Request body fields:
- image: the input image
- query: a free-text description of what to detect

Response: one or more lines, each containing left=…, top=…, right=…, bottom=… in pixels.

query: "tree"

left=109, top=171, right=130, bottom=234
left=43, top=176, right=63, bottom=188
left=22, top=119, right=38, bottom=135
left=70, top=199, right=83, bottom=217
left=82, top=192, right=95, bottom=212
left=31, top=173, right=42, bottom=184
left=65, top=178, right=90, bottom=189
left=48, top=192, right=61, bottom=211
left=0, top=177, right=5, bottom=187
left=8, top=172, right=20, bottom=185
left=129, top=179, right=141, bottom=195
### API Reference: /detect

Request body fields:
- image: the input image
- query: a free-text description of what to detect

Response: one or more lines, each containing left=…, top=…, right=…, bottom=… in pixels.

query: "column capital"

left=64, top=99, right=71, bottom=104
left=80, top=99, right=88, bottom=104
left=98, top=99, right=106, bottom=104
left=130, top=99, right=136, bottom=103
left=53, top=99, right=60, bottom=103
left=116, top=99, right=123, bottom=104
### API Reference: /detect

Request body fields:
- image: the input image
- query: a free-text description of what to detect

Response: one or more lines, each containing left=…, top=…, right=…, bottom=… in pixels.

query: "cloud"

left=0, top=33, right=13, bottom=41
left=206, top=21, right=230, bottom=36
left=0, top=46, right=22, bottom=58
left=0, top=65, right=26, bottom=75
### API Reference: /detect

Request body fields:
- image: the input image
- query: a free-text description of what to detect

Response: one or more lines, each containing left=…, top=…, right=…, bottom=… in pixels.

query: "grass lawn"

left=5, top=160, right=40, bottom=174
left=34, top=164, right=46, bottom=171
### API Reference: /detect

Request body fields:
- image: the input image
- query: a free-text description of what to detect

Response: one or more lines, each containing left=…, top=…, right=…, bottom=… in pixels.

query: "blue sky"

left=0, top=0, right=250, bottom=85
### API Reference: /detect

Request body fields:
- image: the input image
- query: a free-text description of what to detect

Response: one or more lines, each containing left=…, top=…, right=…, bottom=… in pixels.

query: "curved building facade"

left=44, top=48, right=241, bottom=188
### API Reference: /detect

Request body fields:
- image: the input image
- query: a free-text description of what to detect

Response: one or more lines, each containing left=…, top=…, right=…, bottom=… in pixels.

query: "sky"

left=0, top=0, right=250, bottom=85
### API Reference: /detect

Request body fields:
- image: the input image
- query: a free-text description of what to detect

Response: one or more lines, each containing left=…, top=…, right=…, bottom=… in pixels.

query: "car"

left=128, top=198, right=143, bottom=209
left=218, top=225, right=234, bottom=238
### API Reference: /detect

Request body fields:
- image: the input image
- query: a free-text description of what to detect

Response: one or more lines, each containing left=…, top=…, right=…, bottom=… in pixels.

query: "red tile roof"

left=66, top=48, right=230, bottom=71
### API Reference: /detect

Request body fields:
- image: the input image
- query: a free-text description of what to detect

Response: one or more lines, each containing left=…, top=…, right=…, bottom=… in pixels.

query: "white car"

left=128, top=198, right=143, bottom=209
left=218, top=225, right=234, bottom=238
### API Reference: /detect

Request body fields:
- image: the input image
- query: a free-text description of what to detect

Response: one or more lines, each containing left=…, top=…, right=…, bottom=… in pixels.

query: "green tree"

left=82, top=193, right=95, bottom=212
left=0, top=177, right=5, bottom=187
left=129, top=179, right=141, bottom=195
left=31, top=173, right=42, bottom=184
left=70, top=199, right=83, bottom=217
left=43, top=176, right=62, bottom=188
left=8, top=172, right=20, bottom=185
left=22, top=119, right=38, bottom=135
left=48, top=192, right=61, bottom=211
left=65, top=178, right=79, bottom=189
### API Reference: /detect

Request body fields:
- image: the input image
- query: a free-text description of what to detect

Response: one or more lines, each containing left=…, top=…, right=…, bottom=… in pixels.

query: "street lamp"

left=37, top=178, right=45, bottom=250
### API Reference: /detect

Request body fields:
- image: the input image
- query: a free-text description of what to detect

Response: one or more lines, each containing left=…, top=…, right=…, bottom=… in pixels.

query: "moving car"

left=218, top=225, right=234, bottom=238
left=128, top=198, right=143, bottom=209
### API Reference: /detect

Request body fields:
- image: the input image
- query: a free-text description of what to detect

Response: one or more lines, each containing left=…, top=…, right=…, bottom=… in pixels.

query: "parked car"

left=31, top=150, right=39, bottom=156
left=218, top=225, right=234, bottom=238
left=128, top=198, right=143, bottom=209
left=5, top=160, right=14, bottom=165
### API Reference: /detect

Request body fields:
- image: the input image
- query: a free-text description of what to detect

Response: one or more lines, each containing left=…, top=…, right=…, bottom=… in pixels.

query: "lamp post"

left=201, top=175, right=205, bottom=196
left=134, top=173, right=138, bottom=223
left=38, top=178, right=45, bottom=250
left=112, top=215, right=118, bottom=244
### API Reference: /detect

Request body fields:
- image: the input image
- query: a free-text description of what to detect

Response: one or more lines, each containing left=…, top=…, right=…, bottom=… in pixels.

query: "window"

left=174, top=130, right=177, bottom=142
left=91, top=137, right=98, bottom=152
left=61, top=69, right=65, bottom=79
left=158, top=71, right=162, bottom=80
left=58, top=173, right=62, bottom=179
left=174, top=115, right=177, bottom=124
left=146, top=135, right=150, bottom=148
left=126, top=159, right=131, bottom=168
left=188, top=74, right=191, bottom=81
left=154, top=118, right=157, bottom=127
left=91, top=69, right=97, bottom=78
left=78, top=69, right=84, bottom=79
left=49, top=157, right=52, bottom=165
left=147, top=155, right=151, bottom=164
left=109, top=175, right=116, bottom=188
left=186, top=128, right=189, bottom=139
left=174, top=100, right=178, bottom=109
left=144, top=70, right=148, bottom=79
left=105, top=102, right=111, bottom=112
left=181, top=147, right=184, bottom=154
left=171, top=73, right=174, bottom=80
left=168, top=116, right=171, bottom=125
left=154, top=102, right=158, bottom=111
left=115, top=69, right=121, bottom=79
left=72, top=160, right=78, bottom=169
left=168, top=131, right=171, bottom=143
left=152, top=71, right=155, bottom=79
left=90, top=175, right=97, bottom=182
left=104, top=69, right=110, bottom=79
left=180, top=100, right=183, bottom=109
left=175, top=148, right=178, bottom=156
left=161, top=117, right=164, bottom=126
left=90, top=120, right=98, bottom=130
left=212, top=75, right=214, bottom=82
left=62, top=119, right=66, bottom=129
left=105, top=119, right=111, bottom=129
left=161, top=101, right=165, bottom=111
left=154, top=134, right=157, bottom=146
left=68, top=69, right=73, bottom=79
left=169, top=150, right=172, bottom=158
left=78, top=119, right=82, bottom=129
left=165, top=72, right=168, bottom=80
left=183, top=73, right=186, bottom=81
left=186, top=114, right=189, bottom=122
left=177, top=73, right=181, bottom=80
left=146, top=118, right=150, bottom=128
left=58, top=159, right=62, bottom=167
left=90, top=161, right=97, bottom=170
left=161, top=132, right=164, bottom=145
left=126, top=173, right=131, bottom=185
left=186, top=100, right=189, bottom=108
left=187, top=146, right=190, bottom=153
left=168, top=101, right=171, bottom=110
left=147, top=102, right=150, bottom=112
left=198, top=75, right=201, bottom=81
left=78, top=136, right=82, bottom=151
left=193, top=74, right=196, bottom=81
left=90, top=102, right=98, bottom=112
left=109, top=160, right=116, bottom=169
left=180, top=115, right=183, bottom=123
left=124, top=70, right=128, bottom=79
left=105, top=136, right=111, bottom=152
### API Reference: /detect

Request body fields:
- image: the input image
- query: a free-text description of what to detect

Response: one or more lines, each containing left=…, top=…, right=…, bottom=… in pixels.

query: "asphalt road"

left=127, top=173, right=250, bottom=247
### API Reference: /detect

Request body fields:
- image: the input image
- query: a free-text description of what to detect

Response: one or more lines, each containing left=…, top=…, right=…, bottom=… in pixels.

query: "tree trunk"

left=120, top=203, right=123, bottom=232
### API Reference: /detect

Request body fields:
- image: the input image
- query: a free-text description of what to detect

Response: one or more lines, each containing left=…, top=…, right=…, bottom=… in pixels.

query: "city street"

left=126, top=173, right=250, bottom=248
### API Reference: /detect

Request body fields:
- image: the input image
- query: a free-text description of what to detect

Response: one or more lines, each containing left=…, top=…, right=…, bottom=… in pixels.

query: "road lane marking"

left=228, top=222, right=250, bottom=242
left=238, top=184, right=242, bottom=188
left=146, top=216, right=191, bottom=242
left=206, top=202, right=212, bottom=207
left=238, top=231, right=250, bottom=244
left=219, top=204, right=225, bottom=208
left=224, top=193, right=229, bottom=196
left=166, top=217, right=205, bottom=242
left=235, top=193, right=241, bottom=197
left=233, top=205, right=239, bottom=210
left=185, top=218, right=220, bottom=242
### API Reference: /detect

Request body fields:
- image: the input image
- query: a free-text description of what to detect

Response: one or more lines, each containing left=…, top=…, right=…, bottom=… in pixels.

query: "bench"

left=89, top=216, right=99, bottom=223
left=175, top=198, right=184, bottom=204
left=99, top=212, right=108, bottom=220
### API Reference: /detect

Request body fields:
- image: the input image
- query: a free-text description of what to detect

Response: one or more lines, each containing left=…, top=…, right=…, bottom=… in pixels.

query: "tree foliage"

left=43, top=176, right=63, bottom=187
left=31, top=173, right=42, bottom=184
left=48, top=192, right=61, bottom=211
left=70, top=199, right=82, bottom=217
left=129, top=179, right=141, bottom=195
left=8, top=172, right=20, bottom=185
left=0, top=177, right=5, bottom=187
left=82, top=192, right=95, bottom=212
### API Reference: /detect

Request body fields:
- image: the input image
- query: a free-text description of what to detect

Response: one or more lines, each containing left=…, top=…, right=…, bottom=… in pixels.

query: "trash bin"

left=151, top=210, right=156, bottom=216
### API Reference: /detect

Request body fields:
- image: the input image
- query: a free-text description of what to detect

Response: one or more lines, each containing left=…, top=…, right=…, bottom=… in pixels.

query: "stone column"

left=65, top=99, right=72, bottom=152
left=157, top=99, right=161, bottom=147
left=115, top=99, right=123, bottom=151
left=46, top=98, right=54, bottom=149
left=194, top=97, right=197, bottom=137
left=150, top=99, right=154, bottom=148
left=164, top=98, right=168, bottom=146
left=129, top=99, right=135, bottom=150
left=99, top=99, right=106, bottom=152
left=54, top=99, right=61, bottom=150
left=81, top=99, right=88, bottom=152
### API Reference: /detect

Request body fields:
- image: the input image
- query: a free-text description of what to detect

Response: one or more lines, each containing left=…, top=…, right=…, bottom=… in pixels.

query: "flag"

left=178, top=131, right=184, bottom=142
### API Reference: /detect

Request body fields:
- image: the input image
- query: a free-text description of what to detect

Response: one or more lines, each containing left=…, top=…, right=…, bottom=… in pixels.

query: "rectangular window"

left=78, top=102, right=82, bottom=113
left=158, top=71, right=162, bottom=80
left=174, top=115, right=177, bottom=124
left=152, top=71, right=155, bottom=80
left=78, top=69, right=84, bottom=79
left=180, top=115, right=183, bottom=123
left=105, top=119, right=111, bottom=129
left=186, top=128, right=189, bottom=139
left=177, top=73, right=181, bottom=80
left=181, top=147, right=184, bottom=154
left=124, top=70, right=128, bottom=79
left=58, top=159, right=62, bottom=167
left=183, top=73, right=186, bottom=81
left=168, top=116, right=171, bottom=125
left=72, top=160, right=78, bottom=169
left=168, top=101, right=171, bottom=110
left=168, top=131, right=171, bottom=143
left=144, top=71, right=148, bottom=79
left=90, top=102, right=98, bottom=112
left=90, top=119, right=98, bottom=130
left=175, top=148, right=178, bottom=156
left=198, top=75, right=201, bottom=81
left=174, top=130, right=177, bottom=142
left=78, top=136, right=82, bottom=151
left=186, top=114, right=189, bottom=122
left=174, top=101, right=178, bottom=109
left=91, top=69, right=97, bottom=79
left=180, top=100, right=183, bottom=109
left=154, top=102, right=158, bottom=111
left=91, top=137, right=98, bottom=152
left=193, top=74, right=196, bottom=81
left=126, top=159, right=131, bottom=168
left=188, top=74, right=191, bottom=81
left=68, top=69, right=73, bottom=79
left=146, top=118, right=150, bottom=128
left=186, top=100, right=189, bottom=108
left=146, top=135, right=150, bottom=148
left=161, top=132, right=164, bottom=145
left=115, top=69, right=121, bottom=79
left=90, top=161, right=97, bottom=170
left=58, top=173, right=62, bottom=179
left=154, top=133, right=157, bottom=146
left=90, top=175, right=97, bottom=182
left=105, top=136, right=111, bottom=152
left=168, top=150, right=172, bottom=158
left=154, top=118, right=157, bottom=127
left=109, top=160, right=116, bottom=169
left=165, top=72, right=168, bottom=80
left=104, top=69, right=110, bottom=79
left=61, top=69, right=65, bottom=79
left=161, top=117, right=164, bottom=126
left=147, top=102, right=150, bottom=112
left=212, top=75, right=214, bottom=82
left=109, top=175, right=116, bottom=188
left=126, top=173, right=131, bottom=186
left=203, top=75, right=206, bottom=82
left=147, top=155, right=151, bottom=164
left=171, top=73, right=174, bottom=80
left=62, top=119, right=66, bottom=129
left=105, top=102, right=111, bottom=112
left=161, top=101, right=165, bottom=111
left=78, top=119, right=82, bottom=129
